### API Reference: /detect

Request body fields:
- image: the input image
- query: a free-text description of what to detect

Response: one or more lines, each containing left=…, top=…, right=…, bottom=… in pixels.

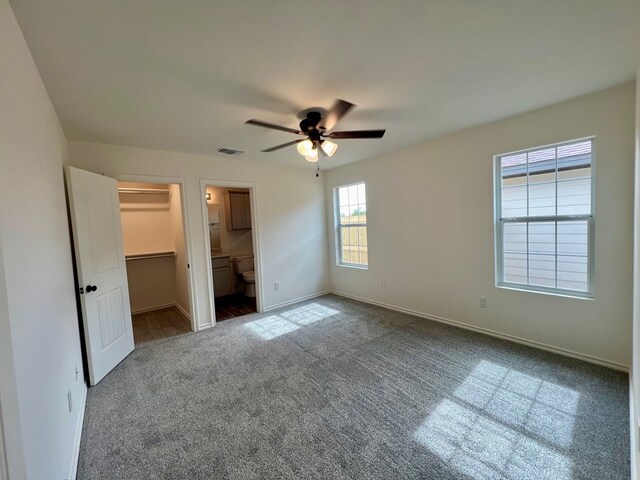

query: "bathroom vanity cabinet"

left=224, top=191, right=251, bottom=231
left=212, top=255, right=232, bottom=297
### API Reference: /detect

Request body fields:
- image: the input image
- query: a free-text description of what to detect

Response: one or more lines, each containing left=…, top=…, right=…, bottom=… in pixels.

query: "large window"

left=335, top=182, right=368, bottom=268
left=495, top=138, right=594, bottom=297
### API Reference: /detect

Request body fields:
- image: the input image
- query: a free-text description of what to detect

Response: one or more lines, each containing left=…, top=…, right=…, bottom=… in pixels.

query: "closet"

left=118, top=182, right=191, bottom=343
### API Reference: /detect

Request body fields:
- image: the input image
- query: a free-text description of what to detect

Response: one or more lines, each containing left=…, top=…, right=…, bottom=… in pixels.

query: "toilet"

left=233, top=254, right=255, bottom=297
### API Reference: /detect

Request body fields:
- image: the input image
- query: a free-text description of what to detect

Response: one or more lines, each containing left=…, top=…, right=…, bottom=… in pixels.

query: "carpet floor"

left=77, top=294, right=629, bottom=479
left=132, top=307, right=192, bottom=345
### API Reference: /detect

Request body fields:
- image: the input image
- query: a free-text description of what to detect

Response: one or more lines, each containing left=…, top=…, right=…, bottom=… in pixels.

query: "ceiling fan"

left=245, top=99, right=386, bottom=163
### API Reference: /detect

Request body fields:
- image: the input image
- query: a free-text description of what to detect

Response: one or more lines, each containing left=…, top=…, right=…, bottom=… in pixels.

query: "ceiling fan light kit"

left=296, top=139, right=313, bottom=156
left=321, top=140, right=338, bottom=157
left=305, top=148, right=318, bottom=163
left=297, top=139, right=338, bottom=162
left=246, top=99, right=386, bottom=174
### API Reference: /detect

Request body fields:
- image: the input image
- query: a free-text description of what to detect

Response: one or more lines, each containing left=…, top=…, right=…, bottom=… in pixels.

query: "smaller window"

left=335, top=183, right=368, bottom=268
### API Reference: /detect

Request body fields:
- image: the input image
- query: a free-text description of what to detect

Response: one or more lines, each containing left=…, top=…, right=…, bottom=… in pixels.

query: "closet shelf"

left=125, top=251, right=175, bottom=261
left=118, top=187, right=171, bottom=197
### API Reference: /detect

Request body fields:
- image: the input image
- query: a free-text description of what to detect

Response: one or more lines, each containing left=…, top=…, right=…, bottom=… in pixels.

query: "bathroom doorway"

left=202, top=181, right=261, bottom=323
left=117, top=181, right=194, bottom=344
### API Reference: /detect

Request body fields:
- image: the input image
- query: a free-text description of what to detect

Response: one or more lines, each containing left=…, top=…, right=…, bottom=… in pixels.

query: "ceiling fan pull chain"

left=316, top=162, right=320, bottom=178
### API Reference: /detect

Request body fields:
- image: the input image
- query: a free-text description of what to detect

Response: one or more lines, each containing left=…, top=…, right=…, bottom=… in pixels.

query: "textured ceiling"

left=10, top=0, right=640, bottom=169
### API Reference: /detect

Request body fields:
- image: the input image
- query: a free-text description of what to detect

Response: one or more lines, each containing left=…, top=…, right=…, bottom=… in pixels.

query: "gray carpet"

left=77, top=294, right=630, bottom=479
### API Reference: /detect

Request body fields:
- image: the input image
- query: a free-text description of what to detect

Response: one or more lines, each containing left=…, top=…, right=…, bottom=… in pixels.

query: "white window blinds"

left=496, top=139, right=594, bottom=296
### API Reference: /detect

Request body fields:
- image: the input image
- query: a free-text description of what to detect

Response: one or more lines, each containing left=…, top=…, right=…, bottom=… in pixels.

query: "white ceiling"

left=10, top=0, right=640, bottom=169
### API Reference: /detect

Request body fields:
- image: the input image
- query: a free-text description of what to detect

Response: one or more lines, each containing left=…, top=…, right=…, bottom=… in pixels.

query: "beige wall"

left=206, top=186, right=254, bottom=256
left=68, top=141, right=330, bottom=329
left=125, top=257, right=176, bottom=313
left=0, top=1, right=85, bottom=478
left=325, top=82, right=635, bottom=368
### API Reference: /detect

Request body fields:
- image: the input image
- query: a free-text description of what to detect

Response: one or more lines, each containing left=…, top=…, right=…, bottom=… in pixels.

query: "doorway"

left=118, top=181, right=193, bottom=344
left=203, top=183, right=261, bottom=323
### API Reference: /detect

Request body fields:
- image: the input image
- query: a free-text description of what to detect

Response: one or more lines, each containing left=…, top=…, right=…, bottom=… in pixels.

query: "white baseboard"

left=131, top=303, right=176, bottom=315
left=175, top=303, right=191, bottom=321
left=331, top=290, right=629, bottom=372
left=68, top=384, right=87, bottom=480
left=263, top=290, right=331, bottom=312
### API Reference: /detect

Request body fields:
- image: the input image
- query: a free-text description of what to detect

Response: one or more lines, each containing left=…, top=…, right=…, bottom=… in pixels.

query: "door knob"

left=85, top=285, right=98, bottom=293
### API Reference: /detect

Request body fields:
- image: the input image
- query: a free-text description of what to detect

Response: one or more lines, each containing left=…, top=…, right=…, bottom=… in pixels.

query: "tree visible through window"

left=336, top=183, right=368, bottom=267
left=495, top=138, right=594, bottom=297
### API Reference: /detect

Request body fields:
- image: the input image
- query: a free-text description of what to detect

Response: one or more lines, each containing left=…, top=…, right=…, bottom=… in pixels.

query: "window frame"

left=334, top=181, right=369, bottom=270
left=494, top=137, right=595, bottom=299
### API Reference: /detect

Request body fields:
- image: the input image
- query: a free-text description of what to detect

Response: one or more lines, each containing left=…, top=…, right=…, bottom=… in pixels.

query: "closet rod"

left=118, top=187, right=171, bottom=196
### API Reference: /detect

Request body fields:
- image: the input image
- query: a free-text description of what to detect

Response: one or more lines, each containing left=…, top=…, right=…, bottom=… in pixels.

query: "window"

left=335, top=182, right=368, bottom=268
left=495, top=138, right=594, bottom=297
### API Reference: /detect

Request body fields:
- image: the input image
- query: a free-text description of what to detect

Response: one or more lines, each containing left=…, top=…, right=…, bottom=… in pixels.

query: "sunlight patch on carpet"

left=245, top=303, right=339, bottom=339
left=245, top=315, right=300, bottom=339
left=453, top=360, right=579, bottom=448
left=279, top=303, right=340, bottom=325
left=414, top=360, right=579, bottom=479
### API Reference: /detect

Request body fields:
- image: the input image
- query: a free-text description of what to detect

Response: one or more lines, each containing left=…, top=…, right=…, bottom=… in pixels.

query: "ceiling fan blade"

left=246, top=119, right=303, bottom=135
left=261, top=138, right=307, bottom=152
left=318, top=99, right=355, bottom=131
left=327, top=129, right=386, bottom=139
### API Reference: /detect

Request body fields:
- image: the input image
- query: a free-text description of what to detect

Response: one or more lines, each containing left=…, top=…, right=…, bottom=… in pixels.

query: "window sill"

left=496, top=283, right=593, bottom=300
left=337, top=263, right=368, bottom=271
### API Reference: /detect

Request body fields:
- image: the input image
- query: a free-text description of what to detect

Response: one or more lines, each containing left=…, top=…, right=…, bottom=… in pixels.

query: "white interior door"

left=66, top=166, right=134, bottom=386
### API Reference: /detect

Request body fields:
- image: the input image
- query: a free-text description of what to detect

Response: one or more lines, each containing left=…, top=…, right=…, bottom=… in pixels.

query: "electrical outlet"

left=479, top=296, right=488, bottom=309
left=274, top=282, right=280, bottom=291
left=67, top=390, right=73, bottom=413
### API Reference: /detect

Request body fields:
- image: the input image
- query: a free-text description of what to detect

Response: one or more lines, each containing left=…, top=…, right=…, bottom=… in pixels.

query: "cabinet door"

left=229, top=192, right=246, bottom=230
left=243, top=193, right=251, bottom=228
left=213, top=267, right=231, bottom=297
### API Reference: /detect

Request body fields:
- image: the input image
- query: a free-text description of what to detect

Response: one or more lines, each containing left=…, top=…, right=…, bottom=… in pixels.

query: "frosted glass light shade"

left=321, top=140, right=338, bottom=157
left=305, top=148, right=318, bottom=163
left=296, top=139, right=313, bottom=155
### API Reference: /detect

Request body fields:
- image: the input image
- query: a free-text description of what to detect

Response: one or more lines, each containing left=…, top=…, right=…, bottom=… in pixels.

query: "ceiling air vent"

left=217, top=147, right=244, bottom=156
